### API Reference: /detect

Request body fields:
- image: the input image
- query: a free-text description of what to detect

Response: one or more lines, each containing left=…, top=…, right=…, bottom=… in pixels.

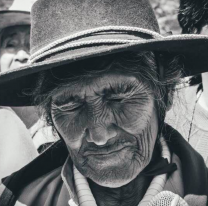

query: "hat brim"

left=0, top=10, right=30, bottom=31
left=0, top=34, right=208, bottom=106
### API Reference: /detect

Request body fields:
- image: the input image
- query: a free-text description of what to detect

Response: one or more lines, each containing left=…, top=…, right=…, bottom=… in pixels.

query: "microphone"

left=147, top=191, right=189, bottom=206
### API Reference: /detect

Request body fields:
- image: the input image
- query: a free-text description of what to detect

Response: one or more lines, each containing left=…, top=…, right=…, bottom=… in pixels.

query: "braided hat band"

left=29, top=26, right=163, bottom=63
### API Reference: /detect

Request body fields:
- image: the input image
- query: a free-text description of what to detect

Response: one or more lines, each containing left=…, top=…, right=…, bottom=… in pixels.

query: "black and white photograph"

left=0, top=0, right=208, bottom=205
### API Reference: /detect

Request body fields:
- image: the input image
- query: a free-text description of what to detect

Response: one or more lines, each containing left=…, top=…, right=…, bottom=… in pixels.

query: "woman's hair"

left=189, top=74, right=202, bottom=86
left=31, top=51, right=182, bottom=132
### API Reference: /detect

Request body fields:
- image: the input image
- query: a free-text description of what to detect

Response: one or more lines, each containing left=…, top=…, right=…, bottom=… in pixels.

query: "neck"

left=199, top=73, right=208, bottom=111
left=88, top=174, right=153, bottom=206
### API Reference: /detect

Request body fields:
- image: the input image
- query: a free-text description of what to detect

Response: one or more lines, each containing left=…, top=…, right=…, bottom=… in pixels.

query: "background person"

left=0, top=0, right=40, bottom=129
left=166, top=0, right=208, bottom=166
left=0, top=0, right=57, bottom=153
left=0, top=0, right=38, bottom=180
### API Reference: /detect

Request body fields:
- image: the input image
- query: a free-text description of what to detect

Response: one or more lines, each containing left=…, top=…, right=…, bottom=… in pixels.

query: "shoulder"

left=172, top=85, right=198, bottom=108
left=163, top=124, right=208, bottom=196
left=0, top=166, right=70, bottom=206
left=0, top=107, right=38, bottom=180
left=0, top=107, right=29, bottom=139
left=0, top=141, right=69, bottom=206
left=11, top=106, right=39, bottom=129
left=16, top=166, right=67, bottom=206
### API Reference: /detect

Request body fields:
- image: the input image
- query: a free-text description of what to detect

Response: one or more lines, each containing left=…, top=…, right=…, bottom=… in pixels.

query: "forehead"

left=52, top=71, right=149, bottom=101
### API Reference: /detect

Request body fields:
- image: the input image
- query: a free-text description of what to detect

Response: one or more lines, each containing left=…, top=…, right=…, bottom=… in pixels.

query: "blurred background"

left=150, top=0, right=181, bottom=34
left=0, top=0, right=13, bottom=9
left=0, top=0, right=181, bottom=34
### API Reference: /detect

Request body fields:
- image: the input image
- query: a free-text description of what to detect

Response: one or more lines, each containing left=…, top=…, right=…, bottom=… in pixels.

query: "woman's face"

left=0, top=25, right=30, bottom=72
left=51, top=71, right=158, bottom=188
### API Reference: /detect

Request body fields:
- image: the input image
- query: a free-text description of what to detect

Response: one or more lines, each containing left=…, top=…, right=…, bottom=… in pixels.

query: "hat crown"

left=9, top=0, right=36, bottom=12
left=31, top=0, right=159, bottom=55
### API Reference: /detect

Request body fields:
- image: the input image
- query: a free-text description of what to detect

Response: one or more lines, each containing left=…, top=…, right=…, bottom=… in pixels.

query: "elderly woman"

left=0, top=0, right=208, bottom=206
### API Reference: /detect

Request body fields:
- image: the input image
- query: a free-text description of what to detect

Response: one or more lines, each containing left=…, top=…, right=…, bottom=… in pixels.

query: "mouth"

left=83, top=142, right=135, bottom=157
left=84, top=146, right=135, bottom=168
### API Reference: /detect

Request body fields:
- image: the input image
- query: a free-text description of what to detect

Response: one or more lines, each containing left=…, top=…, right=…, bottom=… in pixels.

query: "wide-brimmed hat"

left=1, top=0, right=208, bottom=106
left=0, top=0, right=35, bottom=31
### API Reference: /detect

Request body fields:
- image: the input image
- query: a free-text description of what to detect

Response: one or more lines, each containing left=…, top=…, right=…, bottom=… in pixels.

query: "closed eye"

left=106, top=91, right=134, bottom=102
left=6, top=43, right=15, bottom=48
left=51, top=102, right=83, bottom=112
left=6, top=40, right=18, bottom=48
left=107, top=96, right=124, bottom=103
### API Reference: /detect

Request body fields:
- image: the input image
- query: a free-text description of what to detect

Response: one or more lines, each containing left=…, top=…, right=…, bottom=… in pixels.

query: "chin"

left=83, top=160, right=143, bottom=188
left=73, top=145, right=151, bottom=188
left=92, top=174, right=137, bottom=188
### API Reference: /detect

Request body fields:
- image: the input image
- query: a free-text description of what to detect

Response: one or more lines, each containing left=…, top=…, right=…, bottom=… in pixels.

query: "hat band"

left=29, top=26, right=163, bottom=63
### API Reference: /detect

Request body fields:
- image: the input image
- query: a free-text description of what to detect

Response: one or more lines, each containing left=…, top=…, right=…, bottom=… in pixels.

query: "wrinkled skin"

left=51, top=70, right=159, bottom=189
left=0, top=25, right=30, bottom=72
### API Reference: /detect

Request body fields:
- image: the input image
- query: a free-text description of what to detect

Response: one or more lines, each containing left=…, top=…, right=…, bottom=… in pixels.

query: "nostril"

left=86, top=125, right=117, bottom=146
left=14, top=56, right=28, bottom=62
left=14, top=50, right=29, bottom=63
left=20, top=58, right=28, bottom=64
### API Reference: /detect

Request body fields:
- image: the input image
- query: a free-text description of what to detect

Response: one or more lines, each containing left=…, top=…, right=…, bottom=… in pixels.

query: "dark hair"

left=0, top=25, right=30, bottom=45
left=189, top=74, right=202, bottom=86
left=32, top=51, right=182, bottom=133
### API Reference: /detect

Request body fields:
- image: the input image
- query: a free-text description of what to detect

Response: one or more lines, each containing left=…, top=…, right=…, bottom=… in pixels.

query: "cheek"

left=52, top=110, right=87, bottom=149
left=0, top=52, right=14, bottom=72
left=114, top=98, right=156, bottom=135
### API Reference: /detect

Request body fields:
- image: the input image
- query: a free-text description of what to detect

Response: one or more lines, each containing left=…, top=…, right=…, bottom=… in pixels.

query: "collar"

left=61, top=155, right=78, bottom=205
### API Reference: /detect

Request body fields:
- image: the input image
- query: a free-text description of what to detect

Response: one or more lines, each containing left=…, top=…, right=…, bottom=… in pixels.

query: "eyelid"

left=6, top=40, right=18, bottom=48
left=107, top=91, right=134, bottom=99
left=106, top=82, right=138, bottom=95
left=51, top=102, right=82, bottom=112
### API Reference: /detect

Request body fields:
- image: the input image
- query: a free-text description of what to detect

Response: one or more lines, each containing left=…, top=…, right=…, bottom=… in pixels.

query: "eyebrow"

left=1, top=34, right=16, bottom=44
left=52, top=90, right=84, bottom=107
left=9, top=33, right=17, bottom=37
left=102, top=80, right=139, bottom=95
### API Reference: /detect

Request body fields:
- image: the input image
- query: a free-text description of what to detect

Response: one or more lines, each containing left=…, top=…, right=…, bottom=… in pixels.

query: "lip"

left=83, top=143, right=134, bottom=157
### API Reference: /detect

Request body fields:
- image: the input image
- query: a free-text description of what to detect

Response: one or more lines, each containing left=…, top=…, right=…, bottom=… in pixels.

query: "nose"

left=14, top=50, right=29, bottom=64
left=86, top=124, right=117, bottom=146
